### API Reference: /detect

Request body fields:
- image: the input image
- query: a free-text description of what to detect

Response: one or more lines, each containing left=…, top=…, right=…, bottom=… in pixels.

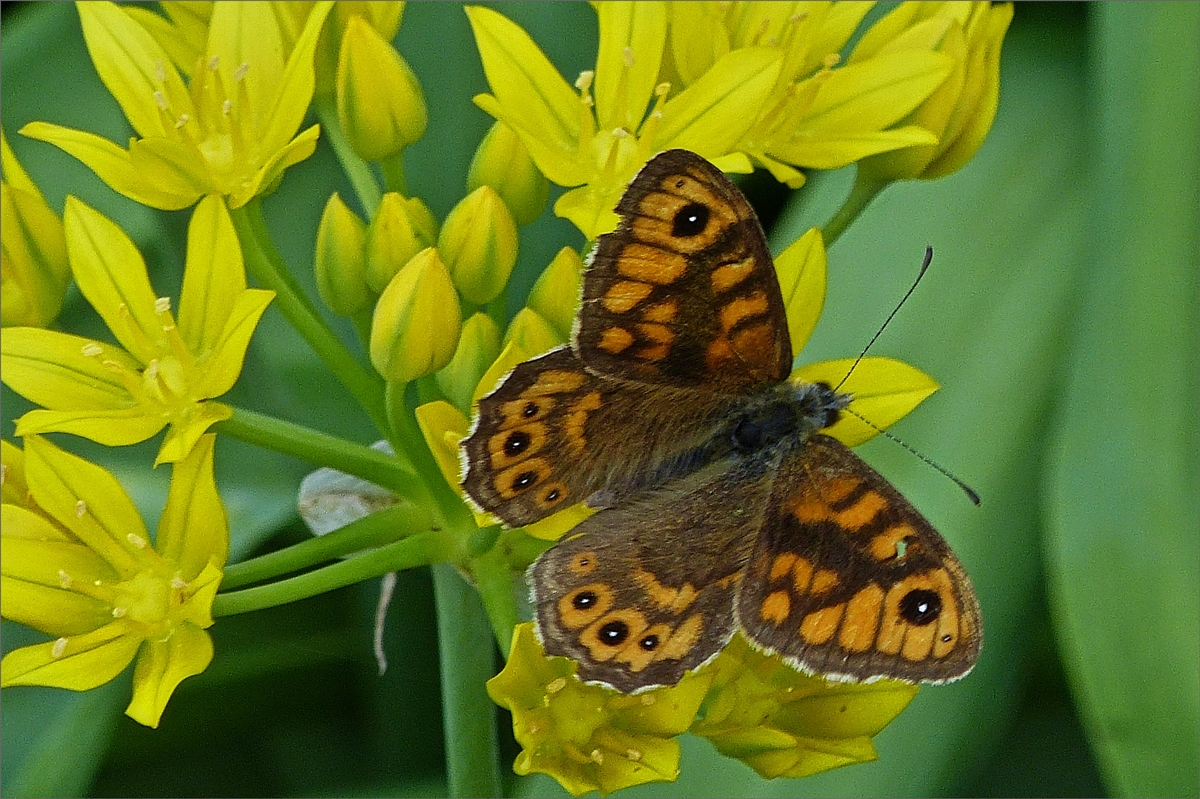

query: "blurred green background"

left=1, top=2, right=1196, bottom=797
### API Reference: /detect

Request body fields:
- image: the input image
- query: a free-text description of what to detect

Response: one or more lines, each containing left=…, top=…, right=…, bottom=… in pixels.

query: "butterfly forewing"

left=463, top=346, right=740, bottom=527
left=736, top=435, right=982, bottom=683
left=578, top=150, right=791, bottom=393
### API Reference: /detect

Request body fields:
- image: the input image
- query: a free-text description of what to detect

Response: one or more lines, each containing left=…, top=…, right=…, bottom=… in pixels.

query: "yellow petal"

left=77, top=0, right=179, bottom=138
left=0, top=328, right=139, bottom=411
left=414, top=400, right=470, bottom=494
left=23, top=436, right=151, bottom=577
left=593, top=2, right=667, bottom=132
left=791, top=357, right=938, bottom=446
left=0, top=621, right=140, bottom=691
left=465, top=6, right=583, bottom=185
left=259, top=3, right=333, bottom=159
left=154, top=434, right=228, bottom=577
left=20, top=123, right=194, bottom=210
left=229, top=124, right=321, bottom=209
left=128, top=137, right=211, bottom=205
left=62, top=197, right=162, bottom=364
left=774, top=228, right=826, bottom=357
left=126, top=623, right=213, bottom=727
left=15, top=408, right=168, bottom=450
left=155, top=401, right=233, bottom=466
left=655, top=47, right=783, bottom=156
left=178, top=195, right=248, bottom=356
left=194, top=288, right=275, bottom=399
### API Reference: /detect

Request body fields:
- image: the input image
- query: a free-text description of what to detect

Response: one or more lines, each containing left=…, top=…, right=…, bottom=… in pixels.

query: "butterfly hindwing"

left=530, top=459, right=768, bottom=692
left=578, top=150, right=791, bottom=392
left=736, top=435, right=982, bottom=683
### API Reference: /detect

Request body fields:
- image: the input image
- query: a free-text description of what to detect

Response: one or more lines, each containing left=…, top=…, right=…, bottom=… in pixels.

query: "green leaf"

left=1044, top=4, right=1200, bottom=797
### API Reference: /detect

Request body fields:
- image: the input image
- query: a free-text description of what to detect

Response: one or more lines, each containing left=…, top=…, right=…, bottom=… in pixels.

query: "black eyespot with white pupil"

left=639, top=634, right=659, bottom=651
left=598, top=620, right=628, bottom=645
left=512, top=470, right=538, bottom=490
left=572, top=590, right=597, bottom=610
left=522, top=402, right=538, bottom=418
left=898, top=588, right=942, bottom=626
left=671, top=202, right=710, bottom=237
left=504, top=430, right=531, bottom=456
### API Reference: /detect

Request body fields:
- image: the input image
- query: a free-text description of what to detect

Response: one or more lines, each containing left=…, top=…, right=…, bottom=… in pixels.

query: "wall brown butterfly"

left=462, top=149, right=981, bottom=693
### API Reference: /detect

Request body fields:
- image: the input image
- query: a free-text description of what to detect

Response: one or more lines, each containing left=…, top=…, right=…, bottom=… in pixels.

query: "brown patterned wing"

left=577, top=149, right=791, bottom=392
left=529, top=459, right=768, bottom=693
left=462, top=346, right=738, bottom=527
left=736, top=435, right=982, bottom=684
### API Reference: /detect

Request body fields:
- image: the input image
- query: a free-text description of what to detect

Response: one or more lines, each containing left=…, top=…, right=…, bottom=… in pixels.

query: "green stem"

left=385, top=381, right=472, bottom=519
left=432, top=563, right=503, bottom=798
left=380, top=153, right=407, bottom=196
left=213, top=530, right=454, bottom=616
left=229, top=201, right=389, bottom=433
left=221, top=504, right=437, bottom=590
left=314, top=96, right=383, bottom=217
left=822, top=170, right=891, bottom=248
left=471, top=547, right=520, bottom=658
left=215, top=406, right=425, bottom=499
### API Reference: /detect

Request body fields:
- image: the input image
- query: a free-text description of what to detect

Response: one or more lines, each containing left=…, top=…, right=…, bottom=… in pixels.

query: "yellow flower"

left=854, top=2, right=1015, bottom=181
left=467, top=2, right=960, bottom=237
left=1, top=195, right=274, bottom=465
left=21, top=1, right=333, bottom=210
left=487, top=623, right=711, bottom=796
left=1, top=129, right=70, bottom=328
left=1, top=434, right=228, bottom=728
left=691, top=634, right=918, bottom=779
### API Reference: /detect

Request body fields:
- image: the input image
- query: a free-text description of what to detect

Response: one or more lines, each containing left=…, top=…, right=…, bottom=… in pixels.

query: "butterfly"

left=462, top=149, right=981, bottom=693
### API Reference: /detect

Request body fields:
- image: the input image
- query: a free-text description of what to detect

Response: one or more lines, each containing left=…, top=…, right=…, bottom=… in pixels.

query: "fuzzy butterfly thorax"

left=462, top=150, right=981, bottom=693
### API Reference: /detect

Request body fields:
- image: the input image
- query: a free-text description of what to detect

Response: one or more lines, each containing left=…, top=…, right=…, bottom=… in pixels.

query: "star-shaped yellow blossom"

left=487, top=623, right=712, bottom=796
left=467, top=2, right=958, bottom=238
left=21, top=1, right=333, bottom=210
left=691, top=633, right=919, bottom=779
left=1, top=195, right=273, bottom=465
left=1, top=434, right=228, bottom=728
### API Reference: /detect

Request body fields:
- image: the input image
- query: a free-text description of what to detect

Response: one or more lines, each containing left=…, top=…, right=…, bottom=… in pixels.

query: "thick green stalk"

left=314, top=96, right=383, bottom=217
left=432, top=563, right=503, bottom=798
left=822, top=171, right=890, bottom=248
left=216, top=405, right=424, bottom=499
left=213, top=531, right=453, bottom=616
left=229, top=201, right=389, bottom=433
left=221, top=504, right=436, bottom=590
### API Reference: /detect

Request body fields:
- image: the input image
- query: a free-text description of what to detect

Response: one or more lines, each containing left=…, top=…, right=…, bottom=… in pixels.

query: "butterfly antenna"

left=846, top=407, right=981, bottom=505
left=834, top=246, right=934, bottom=393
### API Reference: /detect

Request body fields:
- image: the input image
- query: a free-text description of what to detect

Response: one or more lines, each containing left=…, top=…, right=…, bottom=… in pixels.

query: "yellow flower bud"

left=1, top=187, right=69, bottom=329
left=526, top=247, right=583, bottom=341
left=856, top=2, right=1013, bottom=181
left=365, top=192, right=438, bottom=293
left=314, top=193, right=369, bottom=315
left=503, top=307, right=562, bottom=357
left=2, top=130, right=69, bottom=328
left=468, top=120, right=549, bottom=226
left=337, top=15, right=428, bottom=161
left=369, top=248, right=462, bottom=383
left=314, top=2, right=406, bottom=98
left=438, top=185, right=519, bottom=305
left=436, top=312, right=502, bottom=413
